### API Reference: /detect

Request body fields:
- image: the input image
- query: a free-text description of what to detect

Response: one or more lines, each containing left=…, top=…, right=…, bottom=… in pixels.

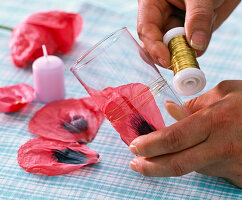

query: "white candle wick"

left=42, top=45, right=49, bottom=61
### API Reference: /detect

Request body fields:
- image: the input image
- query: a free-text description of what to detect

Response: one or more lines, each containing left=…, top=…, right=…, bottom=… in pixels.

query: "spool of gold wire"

left=163, top=27, right=206, bottom=96
left=169, top=35, right=199, bottom=74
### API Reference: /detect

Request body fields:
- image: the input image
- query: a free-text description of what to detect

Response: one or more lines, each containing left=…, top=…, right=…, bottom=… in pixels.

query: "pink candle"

left=33, top=45, right=65, bottom=103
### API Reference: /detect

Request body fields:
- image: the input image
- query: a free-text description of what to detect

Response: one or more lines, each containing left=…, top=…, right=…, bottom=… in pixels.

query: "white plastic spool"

left=163, top=27, right=206, bottom=96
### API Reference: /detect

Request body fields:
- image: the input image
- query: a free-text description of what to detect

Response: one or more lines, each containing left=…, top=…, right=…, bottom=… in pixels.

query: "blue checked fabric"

left=0, top=1, right=242, bottom=199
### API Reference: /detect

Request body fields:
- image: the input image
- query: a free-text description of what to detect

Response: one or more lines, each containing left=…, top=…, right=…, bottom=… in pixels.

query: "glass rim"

left=70, top=26, right=127, bottom=72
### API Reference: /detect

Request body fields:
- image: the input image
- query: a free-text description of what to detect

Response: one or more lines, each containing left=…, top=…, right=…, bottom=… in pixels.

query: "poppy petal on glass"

left=29, top=98, right=104, bottom=143
left=0, top=83, right=34, bottom=113
left=9, top=11, right=83, bottom=68
left=92, top=83, right=165, bottom=145
left=18, top=137, right=99, bottom=176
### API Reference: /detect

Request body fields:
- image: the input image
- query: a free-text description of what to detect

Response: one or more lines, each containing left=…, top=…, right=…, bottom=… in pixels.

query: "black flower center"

left=62, top=116, right=88, bottom=133
left=52, top=148, right=88, bottom=164
left=130, top=113, right=156, bottom=136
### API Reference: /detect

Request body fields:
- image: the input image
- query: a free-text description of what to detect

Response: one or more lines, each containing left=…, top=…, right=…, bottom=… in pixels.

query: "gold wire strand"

left=108, top=77, right=168, bottom=123
left=108, top=34, right=199, bottom=122
left=107, top=78, right=156, bottom=112
left=168, top=35, right=199, bottom=75
left=106, top=76, right=161, bottom=116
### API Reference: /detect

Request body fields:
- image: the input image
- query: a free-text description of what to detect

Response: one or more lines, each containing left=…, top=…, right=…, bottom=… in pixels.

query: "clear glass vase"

left=70, top=27, right=183, bottom=145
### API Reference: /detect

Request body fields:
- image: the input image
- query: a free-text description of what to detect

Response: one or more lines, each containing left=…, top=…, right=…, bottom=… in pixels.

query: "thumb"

left=184, top=0, right=215, bottom=52
left=165, top=82, right=228, bottom=120
left=165, top=93, right=221, bottom=121
left=166, top=81, right=241, bottom=120
left=165, top=100, right=188, bottom=121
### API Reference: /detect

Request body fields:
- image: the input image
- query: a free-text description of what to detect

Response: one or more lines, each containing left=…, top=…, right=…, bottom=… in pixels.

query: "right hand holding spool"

left=163, top=27, right=206, bottom=95
left=137, top=0, right=240, bottom=67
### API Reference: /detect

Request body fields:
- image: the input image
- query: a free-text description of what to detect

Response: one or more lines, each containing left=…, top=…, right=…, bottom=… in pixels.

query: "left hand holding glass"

left=129, top=80, right=242, bottom=188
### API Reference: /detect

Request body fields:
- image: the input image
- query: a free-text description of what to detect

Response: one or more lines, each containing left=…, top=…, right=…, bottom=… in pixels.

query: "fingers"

left=137, top=0, right=240, bottom=64
left=165, top=90, right=223, bottom=120
left=165, top=80, right=242, bottom=121
left=184, top=0, right=215, bottom=53
left=165, top=100, right=188, bottom=121
left=224, top=178, right=242, bottom=189
left=185, top=80, right=242, bottom=114
left=137, top=0, right=172, bottom=67
left=131, top=82, right=240, bottom=158
left=129, top=109, right=212, bottom=157
left=138, top=24, right=170, bottom=67
left=129, top=141, right=218, bottom=177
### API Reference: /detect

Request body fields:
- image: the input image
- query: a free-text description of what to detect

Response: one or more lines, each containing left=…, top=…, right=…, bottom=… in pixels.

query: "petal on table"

left=0, top=83, right=34, bottom=113
left=9, top=11, right=83, bottom=68
left=29, top=98, right=104, bottom=143
left=18, top=137, right=99, bottom=176
left=26, top=11, right=83, bottom=53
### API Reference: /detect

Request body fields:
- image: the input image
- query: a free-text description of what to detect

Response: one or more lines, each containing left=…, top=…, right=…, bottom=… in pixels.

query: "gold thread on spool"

left=168, top=35, right=199, bottom=75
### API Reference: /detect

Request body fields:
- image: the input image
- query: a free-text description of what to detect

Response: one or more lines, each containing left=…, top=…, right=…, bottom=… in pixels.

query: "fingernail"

left=140, top=41, right=144, bottom=48
left=164, top=100, right=174, bottom=104
left=158, top=58, right=167, bottom=68
left=130, top=160, right=138, bottom=172
left=211, top=14, right=217, bottom=32
left=129, top=144, right=139, bottom=155
left=212, top=14, right=217, bottom=27
left=191, top=31, right=207, bottom=51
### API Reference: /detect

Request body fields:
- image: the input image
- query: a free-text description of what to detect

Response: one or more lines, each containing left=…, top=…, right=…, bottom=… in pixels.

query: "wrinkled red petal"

left=92, top=83, right=165, bottom=145
left=18, top=137, right=99, bottom=176
left=0, top=83, right=34, bottom=113
left=9, top=11, right=83, bottom=68
left=29, top=98, right=104, bottom=143
left=9, top=23, right=57, bottom=68
left=26, top=11, right=83, bottom=53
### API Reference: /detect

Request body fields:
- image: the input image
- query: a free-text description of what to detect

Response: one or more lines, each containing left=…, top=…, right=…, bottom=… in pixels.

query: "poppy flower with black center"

left=18, top=137, right=99, bottom=176
left=0, top=83, right=34, bottom=113
left=29, top=98, right=104, bottom=143
left=91, top=83, right=165, bottom=145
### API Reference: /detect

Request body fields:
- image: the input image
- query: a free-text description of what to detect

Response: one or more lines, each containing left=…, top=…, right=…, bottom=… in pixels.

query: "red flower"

left=29, top=98, right=104, bottom=143
left=92, top=83, right=165, bottom=145
left=0, top=83, right=34, bottom=113
left=18, top=137, right=99, bottom=176
left=9, top=11, right=83, bottom=68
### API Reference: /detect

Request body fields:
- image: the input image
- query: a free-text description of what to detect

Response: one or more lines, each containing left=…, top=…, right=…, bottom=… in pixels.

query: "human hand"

left=138, top=0, right=240, bottom=67
left=129, top=80, right=242, bottom=188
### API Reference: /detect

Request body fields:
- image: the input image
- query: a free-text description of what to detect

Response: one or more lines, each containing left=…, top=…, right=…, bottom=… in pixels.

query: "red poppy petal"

left=92, top=83, right=165, bottom=145
left=18, top=137, right=99, bottom=176
left=9, top=11, right=83, bottom=68
left=0, top=83, right=34, bottom=113
left=29, top=98, right=104, bottom=143
left=9, top=23, right=58, bottom=68
left=25, top=11, right=83, bottom=53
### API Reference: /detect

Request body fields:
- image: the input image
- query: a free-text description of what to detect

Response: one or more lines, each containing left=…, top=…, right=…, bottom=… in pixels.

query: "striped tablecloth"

left=0, top=1, right=241, bottom=199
